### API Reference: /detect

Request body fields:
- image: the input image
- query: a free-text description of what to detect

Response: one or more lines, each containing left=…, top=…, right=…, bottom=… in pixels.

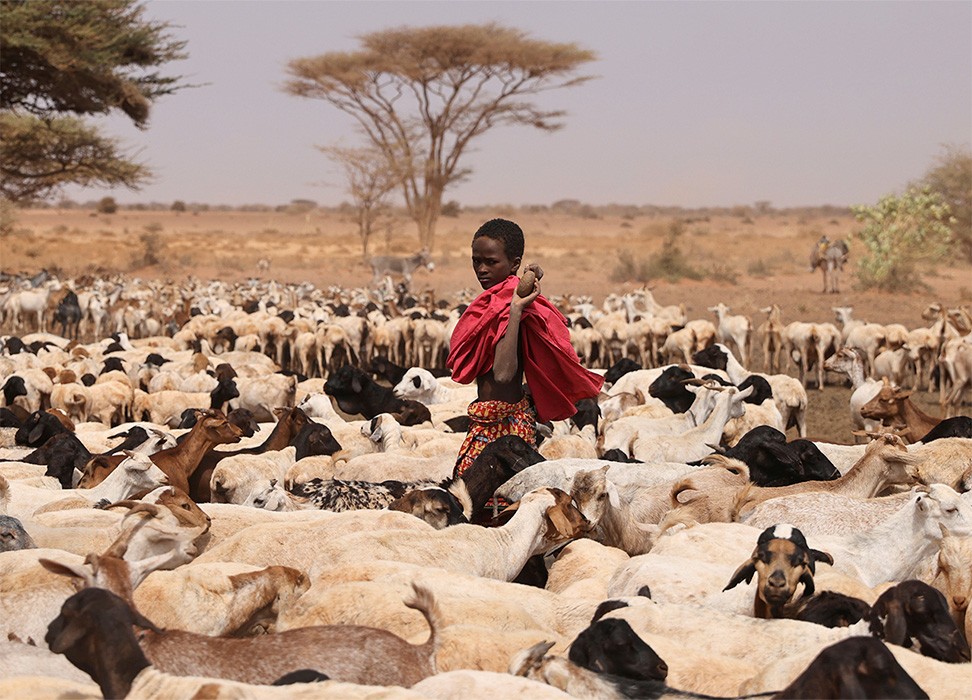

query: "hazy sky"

left=63, top=0, right=972, bottom=209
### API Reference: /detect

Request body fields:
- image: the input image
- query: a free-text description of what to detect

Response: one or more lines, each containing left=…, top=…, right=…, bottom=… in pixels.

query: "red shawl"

left=446, top=276, right=604, bottom=422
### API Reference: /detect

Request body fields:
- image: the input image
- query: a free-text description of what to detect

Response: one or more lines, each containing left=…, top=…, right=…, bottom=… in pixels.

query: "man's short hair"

left=473, top=218, right=524, bottom=261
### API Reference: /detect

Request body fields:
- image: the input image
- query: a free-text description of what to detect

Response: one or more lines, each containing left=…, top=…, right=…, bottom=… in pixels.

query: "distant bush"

left=647, top=220, right=702, bottom=282
left=133, top=224, right=166, bottom=267
left=610, top=253, right=652, bottom=283
left=97, top=197, right=118, bottom=214
left=706, top=263, right=739, bottom=285
left=171, top=200, right=187, bottom=212
left=0, top=198, right=17, bottom=235
left=746, top=259, right=774, bottom=277
left=441, top=200, right=461, bottom=217
left=612, top=220, right=702, bottom=283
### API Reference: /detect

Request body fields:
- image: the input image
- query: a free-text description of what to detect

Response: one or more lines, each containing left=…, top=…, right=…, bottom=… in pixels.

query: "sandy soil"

left=3, top=206, right=970, bottom=442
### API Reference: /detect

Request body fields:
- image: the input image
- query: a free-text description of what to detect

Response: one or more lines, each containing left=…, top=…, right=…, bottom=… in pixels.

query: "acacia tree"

left=285, top=23, right=596, bottom=251
left=320, top=144, right=399, bottom=258
left=0, top=0, right=188, bottom=202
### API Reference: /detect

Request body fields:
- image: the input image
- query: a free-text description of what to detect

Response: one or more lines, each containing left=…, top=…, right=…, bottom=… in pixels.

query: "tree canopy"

left=0, top=0, right=188, bottom=202
left=916, top=144, right=972, bottom=262
left=285, top=23, right=596, bottom=250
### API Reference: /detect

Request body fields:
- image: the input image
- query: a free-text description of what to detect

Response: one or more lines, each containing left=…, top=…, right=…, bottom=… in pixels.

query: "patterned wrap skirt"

left=453, top=397, right=536, bottom=487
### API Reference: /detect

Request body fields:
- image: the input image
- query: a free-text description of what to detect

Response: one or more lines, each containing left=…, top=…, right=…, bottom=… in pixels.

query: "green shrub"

left=853, top=187, right=953, bottom=292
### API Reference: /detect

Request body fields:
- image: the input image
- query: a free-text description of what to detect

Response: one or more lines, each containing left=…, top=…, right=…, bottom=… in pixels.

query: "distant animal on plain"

left=810, top=237, right=849, bottom=294
left=369, top=250, right=434, bottom=286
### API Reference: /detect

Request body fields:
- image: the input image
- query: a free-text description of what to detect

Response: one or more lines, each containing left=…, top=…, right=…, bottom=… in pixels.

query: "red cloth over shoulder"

left=446, top=276, right=604, bottom=422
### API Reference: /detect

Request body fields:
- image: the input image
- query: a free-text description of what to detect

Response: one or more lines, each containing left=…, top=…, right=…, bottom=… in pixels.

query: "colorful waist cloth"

left=446, top=276, right=604, bottom=422
left=453, top=398, right=536, bottom=494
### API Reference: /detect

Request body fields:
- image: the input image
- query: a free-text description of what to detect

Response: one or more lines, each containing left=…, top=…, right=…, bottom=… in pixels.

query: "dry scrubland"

left=3, top=206, right=970, bottom=441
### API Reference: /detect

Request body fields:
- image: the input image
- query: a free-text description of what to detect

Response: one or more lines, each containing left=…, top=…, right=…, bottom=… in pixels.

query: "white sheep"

left=709, top=303, right=752, bottom=369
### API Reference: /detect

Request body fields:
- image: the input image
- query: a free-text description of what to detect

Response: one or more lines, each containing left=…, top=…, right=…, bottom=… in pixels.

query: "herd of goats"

left=0, top=268, right=971, bottom=699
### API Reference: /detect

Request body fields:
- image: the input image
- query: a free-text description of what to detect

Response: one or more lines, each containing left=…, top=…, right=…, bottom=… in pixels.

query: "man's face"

left=472, top=236, right=520, bottom=290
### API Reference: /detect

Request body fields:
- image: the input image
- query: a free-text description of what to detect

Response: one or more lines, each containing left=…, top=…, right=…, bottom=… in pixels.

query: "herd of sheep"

left=0, top=271, right=971, bottom=698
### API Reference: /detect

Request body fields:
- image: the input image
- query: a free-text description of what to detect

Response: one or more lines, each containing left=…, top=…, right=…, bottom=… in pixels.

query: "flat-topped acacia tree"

left=284, top=23, right=596, bottom=251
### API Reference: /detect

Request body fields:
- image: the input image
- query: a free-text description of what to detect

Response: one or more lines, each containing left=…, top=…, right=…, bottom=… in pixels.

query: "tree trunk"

left=413, top=186, right=443, bottom=251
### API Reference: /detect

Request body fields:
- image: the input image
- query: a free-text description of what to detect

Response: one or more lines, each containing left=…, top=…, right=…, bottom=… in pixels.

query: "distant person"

left=446, top=218, right=604, bottom=492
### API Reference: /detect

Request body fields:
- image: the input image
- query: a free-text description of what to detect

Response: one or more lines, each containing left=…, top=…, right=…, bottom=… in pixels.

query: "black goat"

left=324, top=365, right=429, bottom=425
left=15, top=409, right=71, bottom=447
left=776, top=637, right=928, bottom=699
left=604, top=358, right=642, bottom=386
left=788, top=591, right=870, bottom=628
left=918, top=415, right=972, bottom=442
left=22, top=432, right=91, bottom=488
left=709, top=426, right=839, bottom=487
left=867, top=579, right=970, bottom=663
left=53, top=291, right=83, bottom=340
left=292, top=422, right=343, bottom=460
left=569, top=618, right=668, bottom=682
left=647, top=365, right=696, bottom=414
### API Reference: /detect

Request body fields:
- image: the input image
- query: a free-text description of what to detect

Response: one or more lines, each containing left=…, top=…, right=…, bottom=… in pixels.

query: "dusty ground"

left=3, top=206, right=970, bottom=442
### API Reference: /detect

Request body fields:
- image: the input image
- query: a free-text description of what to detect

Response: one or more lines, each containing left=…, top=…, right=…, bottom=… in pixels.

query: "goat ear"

left=798, top=572, right=816, bottom=598
left=724, top=558, right=757, bottom=590
left=810, top=549, right=834, bottom=569
left=47, top=617, right=90, bottom=654
left=38, top=557, right=94, bottom=588
left=351, top=373, right=362, bottom=394
left=128, top=551, right=177, bottom=589
left=28, top=422, right=45, bottom=445
left=546, top=505, right=574, bottom=539
left=606, top=481, right=621, bottom=509
left=880, top=600, right=909, bottom=646
left=511, top=641, right=556, bottom=676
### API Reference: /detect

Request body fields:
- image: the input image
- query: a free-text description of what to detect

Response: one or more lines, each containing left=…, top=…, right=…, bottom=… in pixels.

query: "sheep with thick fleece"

left=643, top=484, right=972, bottom=590
left=330, top=451, right=455, bottom=483
left=209, top=447, right=297, bottom=505
left=229, top=373, right=298, bottom=422
left=496, top=458, right=702, bottom=502
left=544, top=538, right=631, bottom=601
left=276, top=560, right=598, bottom=647
left=909, top=437, right=972, bottom=490
left=193, top=487, right=587, bottom=582
left=739, top=489, right=914, bottom=536
left=132, top=563, right=309, bottom=636
left=414, top=669, right=573, bottom=699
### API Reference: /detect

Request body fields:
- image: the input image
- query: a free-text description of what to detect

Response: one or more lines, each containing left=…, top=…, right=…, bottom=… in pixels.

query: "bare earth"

left=3, top=207, right=970, bottom=443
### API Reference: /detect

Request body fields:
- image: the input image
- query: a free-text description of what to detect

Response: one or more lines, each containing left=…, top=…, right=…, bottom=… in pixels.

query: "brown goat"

left=47, top=583, right=442, bottom=696
left=190, top=405, right=311, bottom=501
left=860, top=378, right=942, bottom=443
left=724, top=524, right=833, bottom=619
left=80, top=410, right=243, bottom=495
